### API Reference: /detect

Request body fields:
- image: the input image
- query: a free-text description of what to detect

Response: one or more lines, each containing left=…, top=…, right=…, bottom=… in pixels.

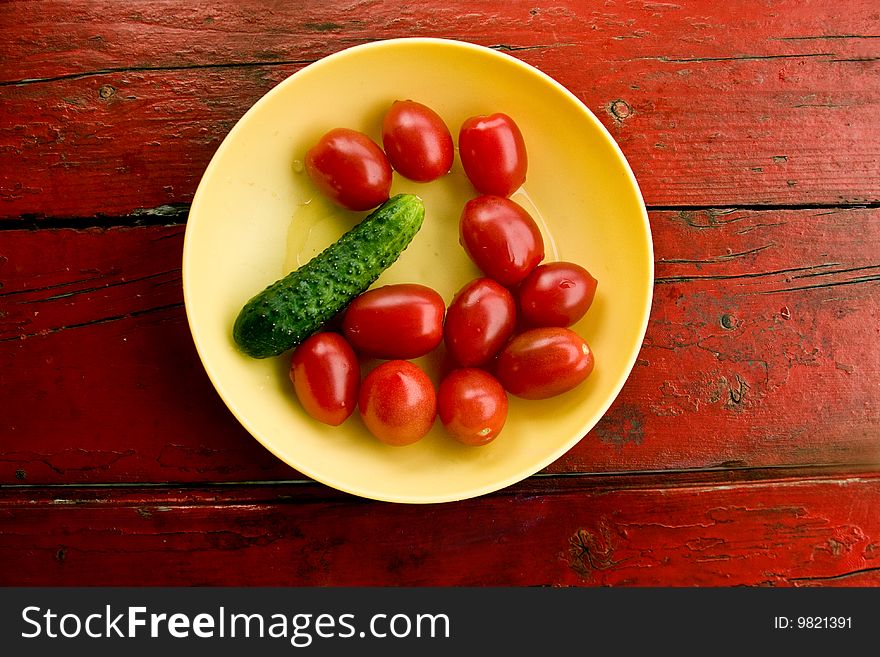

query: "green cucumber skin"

left=233, top=194, right=425, bottom=358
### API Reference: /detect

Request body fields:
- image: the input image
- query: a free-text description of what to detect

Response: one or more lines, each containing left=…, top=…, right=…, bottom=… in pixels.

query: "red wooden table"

left=2, top=0, right=878, bottom=587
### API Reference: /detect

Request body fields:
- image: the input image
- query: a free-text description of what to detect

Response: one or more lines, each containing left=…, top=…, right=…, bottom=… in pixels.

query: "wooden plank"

left=0, top=68, right=290, bottom=219
left=5, top=0, right=879, bottom=82
left=591, top=206, right=880, bottom=471
left=1, top=0, right=878, bottom=217
left=2, top=473, right=879, bottom=585
left=2, top=208, right=878, bottom=484
left=0, top=226, right=292, bottom=483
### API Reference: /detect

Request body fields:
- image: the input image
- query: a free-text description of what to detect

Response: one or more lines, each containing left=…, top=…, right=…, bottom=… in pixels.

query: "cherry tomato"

left=358, top=360, right=437, bottom=446
left=444, top=277, right=516, bottom=367
left=342, top=284, right=445, bottom=359
left=289, top=332, right=360, bottom=426
left=495, top=327, right=594, bottom=400
left=460, top=195, right=545, bottom=286
left=458, top=113, right=527, bottom=197
left=438, top=369, right=508, bottom=446
left=519, top=262, right=598, bottom=327
left=304, top=127, right=392, bottom=211
left=381, top=100, right=454, bottom=182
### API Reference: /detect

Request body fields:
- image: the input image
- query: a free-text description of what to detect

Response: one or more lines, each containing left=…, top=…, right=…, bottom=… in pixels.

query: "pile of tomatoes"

left=292, top=100, right=598, bottom=447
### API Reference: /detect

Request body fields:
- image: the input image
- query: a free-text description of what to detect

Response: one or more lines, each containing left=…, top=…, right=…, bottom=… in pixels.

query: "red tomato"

left=438, top=369, right=508, bottom=446
left=289, top=332, right=360, bottom=426
left=358, top=360, right=437, bottom=446
left=495, top=327, right=594, bottom=400
left=519, top=262, right=598, bottom=327
left=458, top=113, right=527, bottom=197
left=381, top=100, right=454, bottom=182
left=459, top=195, right=545, bottom=286
left=444, top=277, right=516, bottom=367
left=304, top=127, right=392, bottom=211
left=342, top=284, right=445, bottom=359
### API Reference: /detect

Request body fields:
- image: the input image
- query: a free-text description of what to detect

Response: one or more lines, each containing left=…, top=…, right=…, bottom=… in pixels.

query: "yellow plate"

left=183, top=38, right=653, bottom=503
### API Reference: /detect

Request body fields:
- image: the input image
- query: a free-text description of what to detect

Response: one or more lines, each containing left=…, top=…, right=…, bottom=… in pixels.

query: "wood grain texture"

left=2, top=473, right=879, bottom=586
left=3, top=208, right=877, bottom=485
left=1, top=0, right=878, bottom=218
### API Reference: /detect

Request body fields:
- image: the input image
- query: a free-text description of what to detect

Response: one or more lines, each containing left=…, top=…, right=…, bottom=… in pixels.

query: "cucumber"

left=233, top=194, right=425, bottom=358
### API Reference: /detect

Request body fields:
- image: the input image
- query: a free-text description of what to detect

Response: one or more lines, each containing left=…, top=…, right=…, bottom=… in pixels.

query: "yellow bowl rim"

left=182, top=37, right=654, bottom=503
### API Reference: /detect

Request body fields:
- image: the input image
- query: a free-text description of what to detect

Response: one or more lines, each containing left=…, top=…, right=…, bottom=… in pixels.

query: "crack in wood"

left=789, top=263, right=880, bottom=279
left=0, top=42, right=576, bottom=88
left=0, top=206, right=191, bottom=230
left=3, top=469, right=879, bottom=505
left=655, top=263, right=840, bottom=284
left=772, top=34, right=880, bottom=41
left=490, top=42, right=574, bottom=52
left=789, top=565, right=880, bottom=583
left=761, top=273, right=880, bottom=294
left=0, top=301, right=184, bottom=342
left=0, top=272, right=107, bottom=298
left=655, top=251, right=880, bottom=292
left=660, top=244, right=772, bottom=264
left=649, top=202, right=880, bottom=212
left=17, top=268, right=181, bottom=304
left=0, top=59, right=320, bottom=87
left=830, top=56, right=880, bottom=62
left=792, top=102, right=853, bottom=109
left=646, top=52, right=837, bottom=64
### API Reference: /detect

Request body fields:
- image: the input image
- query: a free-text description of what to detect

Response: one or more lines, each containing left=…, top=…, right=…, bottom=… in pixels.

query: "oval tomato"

left=495, top=327, right=594, bottom=400
left=444, top=277, right=516, bottom=367
left=460, top=195, right=545, bottom=286
left=304, top=127, right=392, bottom=211
left=381, top=100, right=454, bottom=182
left=519, top=262, right=598, bottom=327
left=438, top=369, right=508, bottom=446
left=358, top=360, right=437, bottom=446
left=289, top=332, right=360, bottom=426
left=342, top=284, right=445, bottom=359
left=458, top=113, right=527, bottom=197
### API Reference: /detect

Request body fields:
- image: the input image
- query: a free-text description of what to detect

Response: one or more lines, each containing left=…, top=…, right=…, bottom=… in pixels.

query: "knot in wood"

left=610, top=99, right=632, bottom=120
